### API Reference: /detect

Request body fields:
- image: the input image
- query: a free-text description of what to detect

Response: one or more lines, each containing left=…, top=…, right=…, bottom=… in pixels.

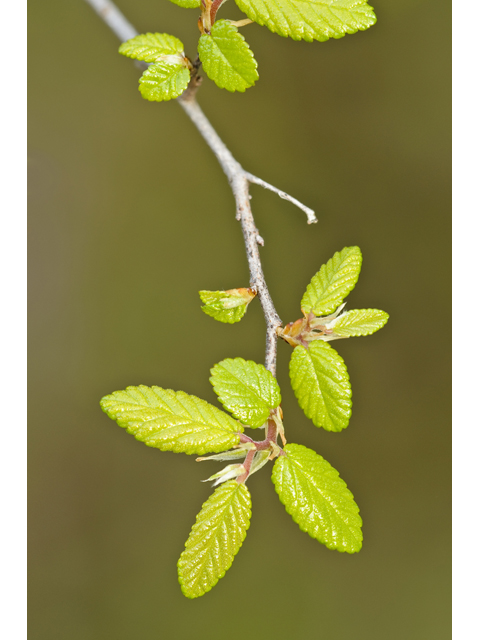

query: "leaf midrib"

left=215, top=364, right=271, bottom=418
left=287, top=456, right=360, bottom=541
left=209, top=30, right=254, bottom=81
left=184, top=485, right=247, bottom=591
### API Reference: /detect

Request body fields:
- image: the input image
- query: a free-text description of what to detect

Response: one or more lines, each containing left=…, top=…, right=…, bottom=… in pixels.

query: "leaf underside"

left=210, top=358, right=282, bottom=428
left=301, top=246, right=363, bottom=315
left=202, top=303, right=247, bottom=323
left=333, top=308, right=389, bottom=337
left=119, top=33, right=184, bottom=61
left=139, top=62, right=190, bottom=101
left=198, top=20, right=259, bottom=92
left=199, top=290, right=248, bottom=324
left=234, top=0, right=376, bottom=42
left=100, top=385, right=242, bottom=455
left=178, top=480, right=252, bottom=598
left=289, top=342, right=351, bottom=431
left=168, top=0, right=200, bottom=7
left=272, top=444, right=362, bottom=552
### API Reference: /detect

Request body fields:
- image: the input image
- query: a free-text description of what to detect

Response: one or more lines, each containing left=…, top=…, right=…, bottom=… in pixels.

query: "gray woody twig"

left=245, top=172, right=317, bottom=225
left=83, top=0, right=317, bottom=375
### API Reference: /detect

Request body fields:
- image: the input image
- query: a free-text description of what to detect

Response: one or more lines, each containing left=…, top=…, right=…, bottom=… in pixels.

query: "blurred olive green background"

left=29, top=1, right=451, bottom=638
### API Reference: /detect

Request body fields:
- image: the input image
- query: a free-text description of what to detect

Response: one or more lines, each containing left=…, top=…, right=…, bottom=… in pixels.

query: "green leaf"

left=168, top=0, right=200, bottom=7
left=301, top=246, right=362, bottom=316
left=178, top=480, right=252, bottom=598
left=199, top=288, right=255, bottom=324
left=100, top=385, right=242, bottom=455
left=272, top=444, right=362, bottom=552
left=289, top=342, right=351, bottom=431
left=119, top=33, right=184, bottom=62
left=201, top=302, right=246, bottom=324
left=332, top=308, right=389, bottom=337
left=198, top=20, right=259, bottom=92
left=210, top=358, right=282, bottom=428
left=139, top=61, right=190, bottom=102
left=234, top=0, right=376, bottom=43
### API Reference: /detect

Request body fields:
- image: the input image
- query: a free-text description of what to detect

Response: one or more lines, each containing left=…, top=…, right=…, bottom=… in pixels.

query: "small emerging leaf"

left=289, top=342, right=351, bottom=431
left=139, top=61, right=190, bottom=102
left=301, top=246, right=363, bottom=316
left=168, top=0, right=200, bottom=7
left=178, top=480, right=252, bottom=598
left=234, top=0, right=376, bottom=43
left=199, top=288, right=256, bottom=324
left=203, top=463, right=246, bottom=486
left=272, top=444, right=362, bottom=552
left=198, top=20, right=259, bottom=92
left=100, top=385, right=242, bottom=455
left=210, top=358, right=282, bottom=428
left=119, top=33, right=184, bottom=62
left=331, top=308, right=389, bottom=337
left=197, top=445, right=254, bottom=463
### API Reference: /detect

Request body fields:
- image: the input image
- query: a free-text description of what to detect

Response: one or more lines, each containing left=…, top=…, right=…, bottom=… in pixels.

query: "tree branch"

left=83, top=0, right=316, bottom=375
left=84, top=0, right=137, bottom=41
left=176, top=97, right=281, bottom=373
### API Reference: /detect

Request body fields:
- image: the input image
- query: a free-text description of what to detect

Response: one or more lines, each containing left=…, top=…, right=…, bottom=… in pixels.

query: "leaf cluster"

left=203, top=247, right=389, bottom=432
left=284, top=246, right=388, bottom=430
left=107, top=0, right=383, bottom=601
left=101, top=246, right=387, bottom=598
left=118, top=0, right=377, bottom=99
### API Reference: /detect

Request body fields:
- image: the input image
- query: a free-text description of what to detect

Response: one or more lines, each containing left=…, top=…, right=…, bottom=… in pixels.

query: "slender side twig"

left=83, top=0, right=316, bottom=375
left=245, top=172, right=317, bottom=224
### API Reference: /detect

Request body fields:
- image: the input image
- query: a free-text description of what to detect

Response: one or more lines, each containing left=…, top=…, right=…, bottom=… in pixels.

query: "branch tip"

left=245, top=172, right=317, bottom=224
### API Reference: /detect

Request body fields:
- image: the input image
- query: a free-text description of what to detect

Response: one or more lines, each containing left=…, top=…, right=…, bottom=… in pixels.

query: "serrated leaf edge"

left=289, top=343, right=352, bottom=431
left=100, top=385, right=243, bottom=454
left=210, top=358, right=281, bottom=428
left=272, top=444, right=362, bottom=553
left=301, top=246, right=363, bottom=316
left=198, top=20, right=259, bottom=92
left=330, top=308, right=389, bottom=336
left=177, top=481, right=252, bottom=598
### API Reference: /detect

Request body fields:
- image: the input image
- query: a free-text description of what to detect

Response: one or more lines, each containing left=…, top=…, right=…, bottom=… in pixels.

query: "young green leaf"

left=100, top=385, right=242, bottom=455
left=331, top=308, right=389, bottom=337
left=203, top=463, right=246, bottom=486
left=178, top=480, right=252, bottom=598
left=234, top=0, right=376, bottom=43
left=139, top=61, right=190, bottom=102
left=119, top=33, right=185, bottom=62
left=198, top=20, right=259, bottom=92
left=289, top=342, right=351, bottom=431
left=168, top=0, right=200, bottom=7
left=199, top=288, right=256, bottom=324
left=301, top=246, right=363, bottom=316
left=210, top=358, right=282, bottom=428
left=272, top=444, right=362, bottom=553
